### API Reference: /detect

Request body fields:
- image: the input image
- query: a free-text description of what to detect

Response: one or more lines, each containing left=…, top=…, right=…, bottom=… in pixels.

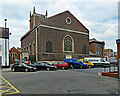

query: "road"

left=1, top=68, right=119, bottom=95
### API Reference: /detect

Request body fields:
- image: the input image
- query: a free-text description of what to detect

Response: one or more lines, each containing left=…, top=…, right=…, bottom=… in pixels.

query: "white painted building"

left=0, top=27, right=9, bottom=67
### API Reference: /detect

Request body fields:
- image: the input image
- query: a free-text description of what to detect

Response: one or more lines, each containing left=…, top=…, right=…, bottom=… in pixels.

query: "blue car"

left=64, top=59, right=87, bottom=69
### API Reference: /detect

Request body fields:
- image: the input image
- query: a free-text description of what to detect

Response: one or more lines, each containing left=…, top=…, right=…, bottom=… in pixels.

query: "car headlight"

left=34, top=67, right=36, bottom=70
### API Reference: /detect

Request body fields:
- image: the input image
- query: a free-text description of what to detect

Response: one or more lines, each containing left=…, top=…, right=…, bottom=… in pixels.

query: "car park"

left=52, top=61, right=69, bottom=70
left=34, top=62, right=57, bottom=71
left=11, top=63, right=37, bottom=72
left=64, top=59, right=87, bottom=69
left=80, top=59, right=94, bottom=68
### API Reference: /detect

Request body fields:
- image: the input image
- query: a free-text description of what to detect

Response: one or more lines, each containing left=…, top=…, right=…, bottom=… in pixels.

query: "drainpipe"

left=36, top=28, right=38, bottom=62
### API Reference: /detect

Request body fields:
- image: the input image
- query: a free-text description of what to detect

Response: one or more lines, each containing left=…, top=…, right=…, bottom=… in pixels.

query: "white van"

left=84, top=57, right=110, bottom=67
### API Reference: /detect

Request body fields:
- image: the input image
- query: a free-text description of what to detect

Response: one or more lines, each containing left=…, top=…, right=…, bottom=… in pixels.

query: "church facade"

left=20, top=7, right=89, bottom=61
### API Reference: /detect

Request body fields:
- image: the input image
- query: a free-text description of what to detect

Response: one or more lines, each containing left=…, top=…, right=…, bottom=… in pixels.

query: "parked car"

left=11, top=63, right=37, bottom=72
left=84, top=57, right=110, bottom=67
left=80, top=59, right=94, bottom=68
left=34, top=62, right=57, bottom=71
left=64, top=59, right=87, bottom=69
left=52, top=61, right=69, bottom=70
left=24, top=62, right=36, bottom=67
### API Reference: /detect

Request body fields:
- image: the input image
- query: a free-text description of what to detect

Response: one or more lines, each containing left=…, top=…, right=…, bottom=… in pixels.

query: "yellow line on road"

left=98, top=73, right=101, bottom=76
left=0, top=76, right=20, bottom=95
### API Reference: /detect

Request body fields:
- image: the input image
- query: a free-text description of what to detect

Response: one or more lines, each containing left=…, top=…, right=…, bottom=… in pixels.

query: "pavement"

left=2, top=68, right=11, bottom=72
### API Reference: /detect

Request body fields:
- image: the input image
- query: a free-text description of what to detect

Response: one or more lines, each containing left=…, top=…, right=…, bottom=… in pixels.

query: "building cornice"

left=21, top=24, right=89, bottom=41
left=39, top=24, right=89, bottom=35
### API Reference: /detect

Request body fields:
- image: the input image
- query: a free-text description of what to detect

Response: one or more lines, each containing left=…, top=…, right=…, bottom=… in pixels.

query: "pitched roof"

left=40, top=10, right=89, bottom=33
left=21, top=10, right=89, bottom=41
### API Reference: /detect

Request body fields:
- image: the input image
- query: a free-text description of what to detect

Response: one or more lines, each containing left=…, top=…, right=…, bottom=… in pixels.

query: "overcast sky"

left=0, top=0, right=119, bottom=52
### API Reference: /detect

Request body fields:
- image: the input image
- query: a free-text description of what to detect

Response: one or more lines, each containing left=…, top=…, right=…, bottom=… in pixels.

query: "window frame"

left=46, top=41, right=52, bottom=53
left=66, top=17, right=71, bottom=24
left=63, top=35, right=74, bottom=52
left=82, top=44, right=86, bottom=54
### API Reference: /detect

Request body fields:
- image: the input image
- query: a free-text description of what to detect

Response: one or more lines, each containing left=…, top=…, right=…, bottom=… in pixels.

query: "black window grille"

left=64, top=36, right=72, bottom=51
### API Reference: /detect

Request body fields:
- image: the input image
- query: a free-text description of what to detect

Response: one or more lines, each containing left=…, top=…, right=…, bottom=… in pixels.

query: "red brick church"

left=20, top=7, right=89, bottom=61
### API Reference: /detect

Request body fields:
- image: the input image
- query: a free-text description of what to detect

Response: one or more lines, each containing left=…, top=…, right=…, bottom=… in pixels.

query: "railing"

left=103, top=64, right=117, bottom=73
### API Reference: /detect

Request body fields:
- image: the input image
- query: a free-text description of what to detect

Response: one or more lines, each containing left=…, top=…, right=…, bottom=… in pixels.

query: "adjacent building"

left=89, top=38, right=105, bottom=58
left=9, top=47, right=20, bottom=64
left=0, top=27, right=9, bottom=67
left=20, top=7, right=89, bottom=61
left=104, top=49, right=117, bottom=61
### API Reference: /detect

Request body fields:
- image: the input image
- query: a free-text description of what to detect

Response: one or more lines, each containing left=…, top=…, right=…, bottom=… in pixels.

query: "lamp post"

left=4, top=19, right=7, bottom=67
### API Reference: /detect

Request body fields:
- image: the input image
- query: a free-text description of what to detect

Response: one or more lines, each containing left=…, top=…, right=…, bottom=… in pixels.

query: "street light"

left=4, top=19, right=7, bottom=66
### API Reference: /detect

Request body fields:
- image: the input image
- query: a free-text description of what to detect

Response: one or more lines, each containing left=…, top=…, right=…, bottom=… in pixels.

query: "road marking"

left=0, top=76, right=20, bottom=95
left=98, top=73, right=101, bottom=76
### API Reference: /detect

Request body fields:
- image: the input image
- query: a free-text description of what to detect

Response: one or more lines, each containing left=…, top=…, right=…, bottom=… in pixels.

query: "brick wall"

left=117, top=40, right=120, bottom=78
left=89, top=42, right=104, bottom=58
left=9, top=47, right=20, bottom=64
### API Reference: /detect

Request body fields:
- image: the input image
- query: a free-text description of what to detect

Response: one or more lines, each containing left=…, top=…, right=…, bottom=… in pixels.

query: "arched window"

left=46, top=41, right=52, bottom=53
left=82, top=45, right=86, bottom=54
left=64, top=36, right=73, bottom=52
left=27, top=46, right=28, bottom=51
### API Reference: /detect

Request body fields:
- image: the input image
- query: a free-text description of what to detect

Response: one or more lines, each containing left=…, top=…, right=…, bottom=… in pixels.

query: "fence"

left=103, top=64, right=117, bottom=73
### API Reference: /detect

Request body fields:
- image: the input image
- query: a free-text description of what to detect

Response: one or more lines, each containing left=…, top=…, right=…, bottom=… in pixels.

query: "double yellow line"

left=0, top=76, right=20, bottom=95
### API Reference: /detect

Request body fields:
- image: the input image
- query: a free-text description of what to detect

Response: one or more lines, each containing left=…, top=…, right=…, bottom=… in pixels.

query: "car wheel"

left=80, top=66, right=83, bottom=69
left=46, top=68, right=50, bottom=71
left=61, top=66, right=65, bottom=70
left=12, top=67, right=16, bottom=72
left=25, top=68, right=28, bottom=72
left=88, top=65, right=91, bottom=68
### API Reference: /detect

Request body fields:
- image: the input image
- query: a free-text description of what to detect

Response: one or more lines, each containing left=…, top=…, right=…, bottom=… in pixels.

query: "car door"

left=59, top=62, right=63, bottom=68
left=13, top=64, right=19, bottom=71
left=57, top=62, right=61, bottom=68
left=36, top=63, right=42, bottom=70
left=43, top=63, right=48, bottom=69
left=17, top=63, right=23, bottom=71
left=39, top=63, right=45, bottom=69
left=74, top=60, right=80, bottom=68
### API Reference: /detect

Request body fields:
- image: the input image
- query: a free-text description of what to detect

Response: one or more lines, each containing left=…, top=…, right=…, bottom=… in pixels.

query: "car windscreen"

left=76, top=60, right=80, bottom=62
left=21, top=63, right=28, bottom=67
left=83, top=60, right=88, bottom=63
left=38, top=63, right=45, bottom=66
left=43, top=62, right=50, bottom=65
left=100, top=59, right=105, bottom=62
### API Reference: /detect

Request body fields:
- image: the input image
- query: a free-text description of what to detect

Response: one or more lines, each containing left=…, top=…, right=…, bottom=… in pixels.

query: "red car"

left=52, top=61, right=69, bottom=70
